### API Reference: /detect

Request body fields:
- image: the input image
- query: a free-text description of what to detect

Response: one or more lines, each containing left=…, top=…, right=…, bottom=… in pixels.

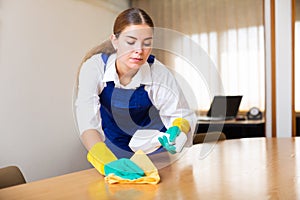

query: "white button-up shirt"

left=75, top=53, right=196, bottom=146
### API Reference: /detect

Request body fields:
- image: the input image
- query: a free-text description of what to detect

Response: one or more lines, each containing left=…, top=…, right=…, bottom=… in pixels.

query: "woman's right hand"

left=87, top=142, right=117, bottom=175
left=87, top=142, right=144, bottom=180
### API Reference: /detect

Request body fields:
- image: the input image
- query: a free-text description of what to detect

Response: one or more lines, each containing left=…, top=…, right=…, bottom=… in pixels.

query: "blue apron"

left=99, top=54, right=166, bottom=158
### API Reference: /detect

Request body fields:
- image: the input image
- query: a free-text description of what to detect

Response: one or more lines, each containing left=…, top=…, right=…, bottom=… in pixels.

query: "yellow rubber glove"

left=87, top=142, right=118, bottom=175
left=172, top=118, right=190, bottom=134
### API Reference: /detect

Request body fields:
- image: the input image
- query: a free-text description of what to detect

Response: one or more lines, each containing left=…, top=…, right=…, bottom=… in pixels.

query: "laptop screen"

left=207, top=95, right=243, bottom=119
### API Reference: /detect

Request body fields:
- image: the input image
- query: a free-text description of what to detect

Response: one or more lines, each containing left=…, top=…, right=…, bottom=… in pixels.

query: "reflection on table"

left=0, top=138, right=299, bottom=199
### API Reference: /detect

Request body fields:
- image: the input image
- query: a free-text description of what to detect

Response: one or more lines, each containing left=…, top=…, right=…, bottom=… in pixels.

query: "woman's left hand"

left=158, top=118, right=190, bottom=154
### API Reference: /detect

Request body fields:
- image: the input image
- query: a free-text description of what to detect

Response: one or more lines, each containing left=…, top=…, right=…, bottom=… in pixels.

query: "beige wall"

left=0, top=0, right=129, bottom=182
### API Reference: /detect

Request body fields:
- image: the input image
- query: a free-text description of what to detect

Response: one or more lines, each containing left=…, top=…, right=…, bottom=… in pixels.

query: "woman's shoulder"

left=84, top=53, right=103, bottom=66
left=80, top=53, right=104, bottom=75
left=82, top=53, right=108, bottom=68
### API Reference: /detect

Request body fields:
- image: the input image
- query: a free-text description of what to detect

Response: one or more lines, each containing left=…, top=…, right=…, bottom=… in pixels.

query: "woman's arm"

left=81, top=129, right=104, bottom=151
left=148, top=61, right=197, bottom=146
left=75, top=55, right=106, bottom=150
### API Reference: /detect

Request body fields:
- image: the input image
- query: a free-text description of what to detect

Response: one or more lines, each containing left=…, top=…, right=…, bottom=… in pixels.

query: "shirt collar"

left=102, top=53, right=152, bottom=88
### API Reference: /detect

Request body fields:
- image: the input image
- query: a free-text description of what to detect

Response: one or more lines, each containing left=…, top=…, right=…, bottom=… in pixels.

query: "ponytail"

left=74, top=39, right=116, bottom=97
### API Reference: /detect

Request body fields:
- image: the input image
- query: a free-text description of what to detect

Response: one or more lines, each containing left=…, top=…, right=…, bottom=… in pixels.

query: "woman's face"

left=111, top=24, right=153, bottom=71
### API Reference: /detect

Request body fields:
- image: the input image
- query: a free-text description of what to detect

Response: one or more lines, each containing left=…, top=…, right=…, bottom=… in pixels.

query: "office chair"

left=193, top=131, right=226, bottom=144
left=0, top=166, right=26, bottom=189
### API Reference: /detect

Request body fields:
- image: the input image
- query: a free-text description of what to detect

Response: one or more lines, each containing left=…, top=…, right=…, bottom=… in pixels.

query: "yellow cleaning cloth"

left=104, top=150, right=160, bottom=184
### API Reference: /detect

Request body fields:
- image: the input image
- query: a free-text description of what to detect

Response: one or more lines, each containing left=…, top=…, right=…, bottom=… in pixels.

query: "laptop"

left=198, top=95, right=243, bottom=121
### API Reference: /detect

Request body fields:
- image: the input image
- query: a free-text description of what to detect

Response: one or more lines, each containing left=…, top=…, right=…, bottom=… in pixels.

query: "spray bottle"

left=129, top=129, right=187, bottom=154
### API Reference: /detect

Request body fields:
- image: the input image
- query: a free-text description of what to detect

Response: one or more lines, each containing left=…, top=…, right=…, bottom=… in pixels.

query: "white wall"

left=0, top=0, right=129, bottom=182
left=264, top=0, right=273, bottom=138
left=264, top=0, right=293, bottom=137
left=274, top=0, right=293, bottom=137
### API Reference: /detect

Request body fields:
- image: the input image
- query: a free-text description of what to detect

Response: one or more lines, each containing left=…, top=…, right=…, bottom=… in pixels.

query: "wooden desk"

left=1, top=138, right=299, bottom=199
left=197, top=119, right=265, bottom=139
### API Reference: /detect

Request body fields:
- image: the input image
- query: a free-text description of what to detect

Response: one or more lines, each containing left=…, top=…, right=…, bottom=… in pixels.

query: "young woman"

left=75, top=8, right=196, bottom=177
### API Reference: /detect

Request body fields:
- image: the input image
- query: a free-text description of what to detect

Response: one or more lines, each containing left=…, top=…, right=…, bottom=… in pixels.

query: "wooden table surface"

left=1, top=137, right=299, bottom=200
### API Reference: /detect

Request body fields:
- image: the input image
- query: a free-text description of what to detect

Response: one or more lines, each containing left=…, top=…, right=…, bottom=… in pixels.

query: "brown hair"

left=74, top=8, right=154, bottom=96
left=113, top=8, right=154, bottom=38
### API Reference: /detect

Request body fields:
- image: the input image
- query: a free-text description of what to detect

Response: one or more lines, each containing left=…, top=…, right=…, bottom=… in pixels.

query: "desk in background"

left=197, top=119, right=265, bottom=139
left=297, top=115, right=300, bottom=136
left=0, top=138, right=299, bottom=200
